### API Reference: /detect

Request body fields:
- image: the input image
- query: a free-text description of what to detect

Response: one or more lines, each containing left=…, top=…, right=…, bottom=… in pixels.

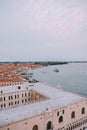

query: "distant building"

left=0, top=63, right=42, bottom=87
left=0, top=82, right=87, bottom=130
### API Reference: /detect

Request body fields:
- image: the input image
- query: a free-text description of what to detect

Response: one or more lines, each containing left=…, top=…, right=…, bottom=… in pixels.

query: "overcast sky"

left=0, top=0, right=87, bottom=61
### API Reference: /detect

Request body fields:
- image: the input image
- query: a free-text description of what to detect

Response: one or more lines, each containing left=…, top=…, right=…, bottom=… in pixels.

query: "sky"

left=0, top=0, right=87, bottom=61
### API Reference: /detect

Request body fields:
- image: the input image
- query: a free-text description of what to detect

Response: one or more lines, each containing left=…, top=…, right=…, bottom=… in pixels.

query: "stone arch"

left=71, top=111, right=75, bottom=119
left=59, top=116, right=63, bottom=123
left=81, top=107, right=85, bottom=114
left=32, top=125, right=38, bottom=130
left=47, top=121, right=52, bottom=130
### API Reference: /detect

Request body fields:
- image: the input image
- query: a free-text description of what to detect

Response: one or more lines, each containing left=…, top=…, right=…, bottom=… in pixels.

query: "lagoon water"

left=30, top=63, right=87, bottom=96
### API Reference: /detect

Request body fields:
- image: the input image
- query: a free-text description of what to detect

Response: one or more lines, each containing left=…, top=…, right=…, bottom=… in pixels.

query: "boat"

left=54, top=68, right=59, bottom=72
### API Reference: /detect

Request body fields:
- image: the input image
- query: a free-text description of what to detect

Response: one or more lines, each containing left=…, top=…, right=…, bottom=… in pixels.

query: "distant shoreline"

left=0, top=61, right=87, bottom=65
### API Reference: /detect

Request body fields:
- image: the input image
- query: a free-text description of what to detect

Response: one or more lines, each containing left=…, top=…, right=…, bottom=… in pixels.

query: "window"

left=71, top=111, right=75, bottom=119
left=69, top=127, right=71, bottom=130
left=17, top=94, right=19, bottom=98
left=25, top=99, right=27, bottom=102
left=32, top=125, right=38, bottom=130
left=57, top=111, right=59, bottom=116
left=25, top=93, right=27, bottom=97
left=4, top=97, right=5, bottom=101
left=9, top=102, right=10, bottom=106
left=28, top=92, right=30, bottom=96
left=83, top=127, right=86, bottom=130
left=18, top=86, right=21, bottom=89
left=25, top=122, right=27, bottom=125
left=47, top=121, right=52, bottom=130
left=1, top=104, right=3, bottom=108
left=11, top=96, right=13, bottom=100
left=71, top=126, right=72, bottom=130
left=81, top=107, right=85, bottom=114
left=4, top=103, right=6, bottom=107
left=11, top=102, right=13, bottom=105
left=73, top=125, right=75, bottom=129
left=1, top=91, right=3, bottom=93
left=62, top=110, right=64, bottom=114
left=8, top=96, right=10, bottom=100
left=15, top=95, right=16, bottom=99
left=0, top=97, right=2, bottom=102
left=28, top=98, right=30, bottom=102
left=59, top=116, right=63, bottom=123
left=74, top=124, right=77, bottom=128
left=77, top=123, right=79, bottom=127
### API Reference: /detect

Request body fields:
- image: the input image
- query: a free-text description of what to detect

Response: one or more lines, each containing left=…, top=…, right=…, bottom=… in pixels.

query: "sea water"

left=29, top=63, right=87, bottom=96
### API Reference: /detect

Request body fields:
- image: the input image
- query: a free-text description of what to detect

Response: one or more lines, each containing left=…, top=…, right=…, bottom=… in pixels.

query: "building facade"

left=0, top=83, right=87, bottom=130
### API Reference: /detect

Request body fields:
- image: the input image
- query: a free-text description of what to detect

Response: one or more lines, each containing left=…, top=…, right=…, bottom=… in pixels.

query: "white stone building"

left=0, top=82, right=87, bottom=130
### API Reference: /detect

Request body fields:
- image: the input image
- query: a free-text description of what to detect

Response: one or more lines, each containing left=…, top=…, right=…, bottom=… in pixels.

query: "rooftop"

left=0, top=83, right=31, bottom=94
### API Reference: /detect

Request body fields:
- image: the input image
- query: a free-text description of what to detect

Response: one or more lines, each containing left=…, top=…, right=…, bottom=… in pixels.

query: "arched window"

left=71, top=111, right=75, bottom=119
left=47, top=121, right=52, bottom=130
left=69, top=127, right=71, bottom=130
left=57, top=111, right=59, bottom=116
left=59, top=116, right=63, bottom=123
left=7, top=128, right=10, bottom=130
left=81, top=107, right=85, bottom=114
left=71, top=126, right=72, bottom=130
left=75, top=124, right=77, bottom=128
left=73, top=125, right=74, bottom=129
left=32, top=125, right=38, bottom=130
left=83, top=127, right=85, bottom=130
